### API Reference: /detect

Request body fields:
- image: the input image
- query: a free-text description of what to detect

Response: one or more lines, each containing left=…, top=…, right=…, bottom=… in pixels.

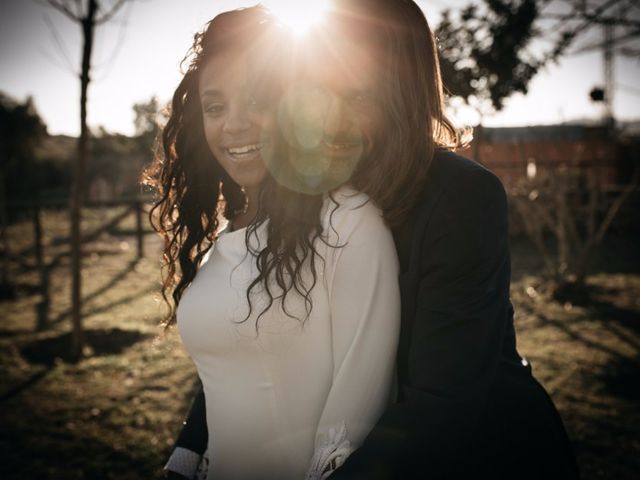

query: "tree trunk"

left=70, top=0, right=98, bottom=359
left=135, top=200, right=144, bottom=259
left=0, top=168, right=10, bottom=293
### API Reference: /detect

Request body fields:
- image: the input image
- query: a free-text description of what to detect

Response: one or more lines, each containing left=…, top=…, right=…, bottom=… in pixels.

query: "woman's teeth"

left=226, top=143, right=264, bottom=156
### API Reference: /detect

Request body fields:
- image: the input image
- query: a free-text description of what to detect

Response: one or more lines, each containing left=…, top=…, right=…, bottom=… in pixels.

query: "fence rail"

left=1, top=196, right=156, bottom=330
left=6, top=195, right=154, bottom=260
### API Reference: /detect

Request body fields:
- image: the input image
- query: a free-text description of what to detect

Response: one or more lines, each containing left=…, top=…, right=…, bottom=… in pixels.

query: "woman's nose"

left=223, top=103, right=251, bottom=133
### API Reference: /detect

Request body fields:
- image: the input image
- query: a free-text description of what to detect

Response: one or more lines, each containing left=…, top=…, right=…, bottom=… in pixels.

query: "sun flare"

left=266, top=0, right=330, bottom=35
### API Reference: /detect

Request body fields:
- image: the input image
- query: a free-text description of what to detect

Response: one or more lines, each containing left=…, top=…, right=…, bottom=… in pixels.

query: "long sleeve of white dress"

left=305, top=190, right=401, bottom=479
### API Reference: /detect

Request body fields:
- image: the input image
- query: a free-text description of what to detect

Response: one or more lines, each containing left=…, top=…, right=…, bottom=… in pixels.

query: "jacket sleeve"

left=165, top=382, right=208, bottom=477
left=330, top=167, right=512, bottom=479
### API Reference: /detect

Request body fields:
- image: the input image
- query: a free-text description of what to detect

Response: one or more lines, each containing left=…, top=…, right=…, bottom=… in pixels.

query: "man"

left=166, top=0, right=579, bottom=478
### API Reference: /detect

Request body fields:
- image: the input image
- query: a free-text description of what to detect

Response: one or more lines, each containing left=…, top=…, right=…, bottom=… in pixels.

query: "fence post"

left=135, top=200, right=144, bottom=259
left=33, top=205, right=49, bottom=331
left=0, top=170, right=12, bottom=298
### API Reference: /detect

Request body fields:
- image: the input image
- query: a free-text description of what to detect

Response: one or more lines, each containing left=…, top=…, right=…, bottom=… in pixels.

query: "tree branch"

left=548, top=0, right=625, bottom=55
left=42, top=0, right=81, bottom=21
left=95, top=0, right=128, bottom=25
left=511, top=193, right=556, bottom=276
left=570, top=28, right=640, bottom=54
left=594, top=168, right=640, bottom=245
left=541, top=13, right=640, bottom=29
left=72, top=0, right=83, bottom=18
left=42, top=14, right=77, bottom=74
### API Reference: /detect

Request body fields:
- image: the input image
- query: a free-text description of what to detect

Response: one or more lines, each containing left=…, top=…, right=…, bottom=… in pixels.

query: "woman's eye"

left=203, top=103, right=225, bottom=115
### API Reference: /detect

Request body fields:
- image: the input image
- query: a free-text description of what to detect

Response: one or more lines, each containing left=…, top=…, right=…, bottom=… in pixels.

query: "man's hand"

left=165, top=471, right=190, bottom=480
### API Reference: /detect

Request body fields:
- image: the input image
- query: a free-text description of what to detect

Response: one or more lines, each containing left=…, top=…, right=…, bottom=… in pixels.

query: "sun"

left=266, top=0, right=330, bottom=35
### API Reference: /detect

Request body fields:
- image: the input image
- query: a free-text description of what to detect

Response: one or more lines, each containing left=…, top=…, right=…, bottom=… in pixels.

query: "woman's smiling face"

left=198, top=50, right=274, bottom=191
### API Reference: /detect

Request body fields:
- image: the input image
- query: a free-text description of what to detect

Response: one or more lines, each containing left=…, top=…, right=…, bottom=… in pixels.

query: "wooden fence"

left=1, top=196, right=154, bottom=330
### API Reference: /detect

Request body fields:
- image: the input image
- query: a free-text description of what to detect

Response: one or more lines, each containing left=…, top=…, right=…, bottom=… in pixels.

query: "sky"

left=0, top=0, right=639, bottom=137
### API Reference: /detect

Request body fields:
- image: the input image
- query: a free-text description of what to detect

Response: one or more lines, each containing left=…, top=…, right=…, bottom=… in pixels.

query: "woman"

left=146, top=6, right=400, bottom=480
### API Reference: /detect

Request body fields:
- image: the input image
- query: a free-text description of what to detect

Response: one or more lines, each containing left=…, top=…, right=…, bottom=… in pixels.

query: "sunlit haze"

left=266, top=0, right=329, bottom=35
left=0, top=0, right=638, bottom=136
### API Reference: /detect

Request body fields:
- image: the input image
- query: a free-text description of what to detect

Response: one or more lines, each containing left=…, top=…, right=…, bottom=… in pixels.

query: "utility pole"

left=603, top=20, right=614, bottom=126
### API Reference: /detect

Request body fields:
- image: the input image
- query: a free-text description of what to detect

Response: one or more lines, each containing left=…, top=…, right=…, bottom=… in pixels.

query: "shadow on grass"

left=0, top=367, right=53, bottom=402
left=588, top=301, right=640, bottom=354
left=0, top=282, right=39, bottom=300
left=555, top=283, right=640, bottom=354
left=600, top=354, right=640, bottom=402
left=19, top=328, right=151, bottom=366
left=74, top=283, right=158, bottom=322
left=0, top=327, right=33, bottom=338
left=550, top=315, right=631, bottom=366
left=520, top=303, right=635, bottom=365
left=521, top=286, right=640, bottom=404
left=2, top=327, right=151, bottom=401
left=49, top=257, right=144, bottom=326
left=1, top=421, right=164, bottom=480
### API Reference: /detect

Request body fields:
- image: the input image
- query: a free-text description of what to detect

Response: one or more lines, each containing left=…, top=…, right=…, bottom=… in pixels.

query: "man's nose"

left=223, top=103, right=251, bottom=133
left=322, top=97, right=350, bottom=137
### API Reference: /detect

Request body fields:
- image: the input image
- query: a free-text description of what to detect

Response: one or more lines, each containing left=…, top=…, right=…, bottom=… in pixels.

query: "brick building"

left=457, top=125, right=624, bottom=186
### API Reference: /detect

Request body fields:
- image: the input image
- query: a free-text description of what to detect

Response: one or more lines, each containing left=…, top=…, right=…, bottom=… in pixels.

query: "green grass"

left=1, top=208, right=639, bottom=479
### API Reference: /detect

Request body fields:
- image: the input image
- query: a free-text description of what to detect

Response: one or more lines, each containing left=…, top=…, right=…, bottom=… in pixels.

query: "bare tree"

left=510, top=147, right=639, bottom=299
left=43, top=0, right=130, bottom=359
left=541, top=0, right=640, bottom=58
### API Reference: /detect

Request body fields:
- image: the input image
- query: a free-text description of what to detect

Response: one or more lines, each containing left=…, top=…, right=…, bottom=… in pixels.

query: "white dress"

left=176, top=187, right=400, bottom=480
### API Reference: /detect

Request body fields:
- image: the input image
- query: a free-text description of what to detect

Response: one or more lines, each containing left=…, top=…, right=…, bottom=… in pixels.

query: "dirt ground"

left=1, top=208, right=638, bottom=479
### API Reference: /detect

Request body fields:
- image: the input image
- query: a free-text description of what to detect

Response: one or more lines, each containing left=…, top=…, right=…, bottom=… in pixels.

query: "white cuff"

left=305, top=422, right=354, bottom=480
left=164, top=447, right=202, bottom=479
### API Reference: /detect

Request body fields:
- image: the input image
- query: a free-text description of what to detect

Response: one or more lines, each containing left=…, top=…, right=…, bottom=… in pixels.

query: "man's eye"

left=348, top=93, right=375, bottom=105
left=248, top=94, right=268, bottom=110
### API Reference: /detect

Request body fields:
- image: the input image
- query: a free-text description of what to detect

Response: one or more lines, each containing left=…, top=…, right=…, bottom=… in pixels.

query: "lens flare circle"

left=261, top=82, right=363, bottom=195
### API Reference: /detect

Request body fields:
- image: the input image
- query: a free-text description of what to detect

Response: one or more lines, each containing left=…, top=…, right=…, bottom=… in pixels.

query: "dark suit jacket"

left=172, top=151, right=579, bottom=479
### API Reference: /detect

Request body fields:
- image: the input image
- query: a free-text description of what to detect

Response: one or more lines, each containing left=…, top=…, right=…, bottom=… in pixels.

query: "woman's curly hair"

left=143, top=6, right=326, bottom=330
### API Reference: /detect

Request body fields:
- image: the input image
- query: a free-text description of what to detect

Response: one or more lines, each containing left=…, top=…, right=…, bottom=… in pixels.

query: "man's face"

left=268, top=37, right=384, bottom=193
left=302, top=39, right=383, bottom=162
